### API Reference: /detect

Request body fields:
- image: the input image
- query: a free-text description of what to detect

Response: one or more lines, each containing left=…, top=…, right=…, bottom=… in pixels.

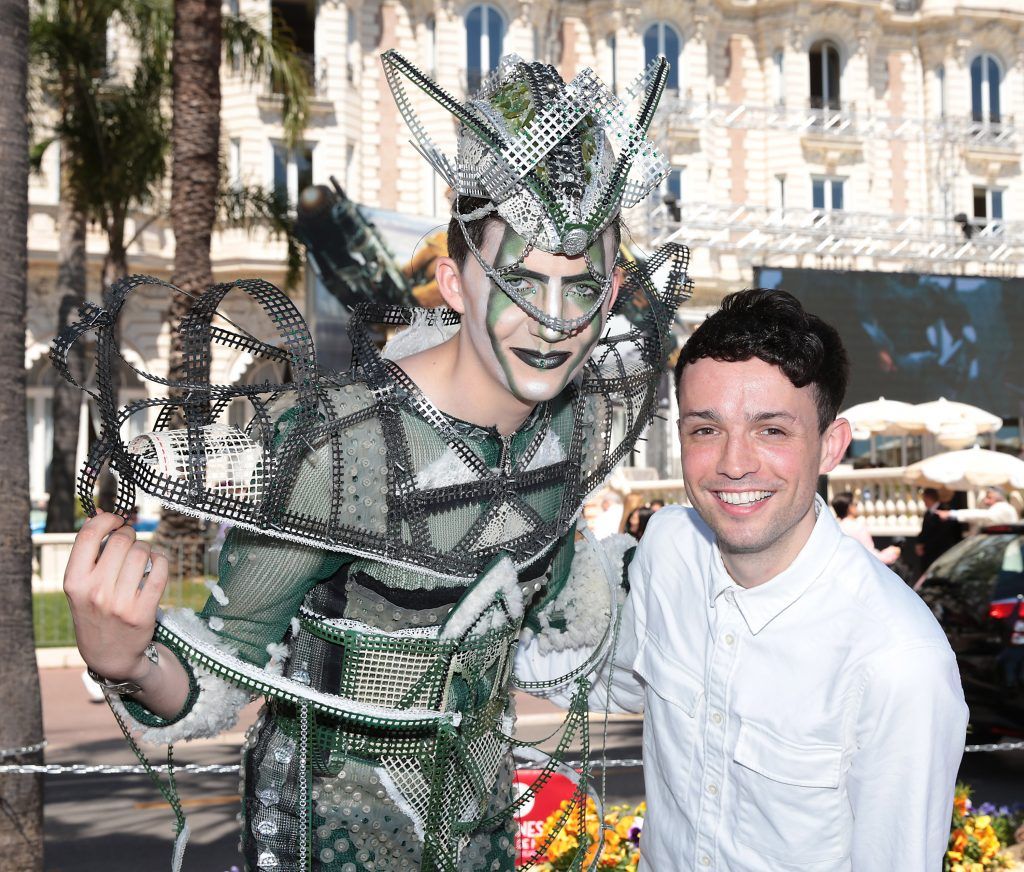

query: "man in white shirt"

left=937, top=485, right=1019, bottom=534
left=519, top=288, right=968, bottom=871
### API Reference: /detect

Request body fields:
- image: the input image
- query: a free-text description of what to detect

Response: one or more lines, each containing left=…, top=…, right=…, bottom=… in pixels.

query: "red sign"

left=513, top=768, right=578, bottom=865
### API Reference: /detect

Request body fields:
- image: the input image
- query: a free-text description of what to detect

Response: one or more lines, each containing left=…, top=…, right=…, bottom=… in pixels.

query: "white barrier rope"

left=0, top=740, right=47, bottom=760
left=0, top=741, right=1021, bottom=775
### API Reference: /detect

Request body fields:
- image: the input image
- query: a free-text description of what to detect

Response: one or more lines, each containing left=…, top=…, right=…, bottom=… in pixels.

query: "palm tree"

left=31, top=0, right=170, bottom=520
left=155, top=1, right=312, bottom=570
left=0, top=0, right=44, bottom=864
left=30, top=0, right=309, bottom=531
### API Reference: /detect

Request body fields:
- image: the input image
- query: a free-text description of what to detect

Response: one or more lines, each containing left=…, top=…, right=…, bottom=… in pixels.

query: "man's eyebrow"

left=507, top=268, right=598, bottom=283
left=750, top=411, right=797, bottom=423
left=681, top=409, right=722, bottom=422
left=680, top=410, right=797, bottom=423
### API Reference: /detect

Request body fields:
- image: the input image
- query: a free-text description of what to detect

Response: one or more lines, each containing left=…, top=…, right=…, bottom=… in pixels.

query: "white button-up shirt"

left=519, top=497, right=968, bottom=871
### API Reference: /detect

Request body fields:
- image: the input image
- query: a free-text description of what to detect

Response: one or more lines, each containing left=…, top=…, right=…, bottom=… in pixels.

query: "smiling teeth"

left=716, top=490, right=772, bottom=505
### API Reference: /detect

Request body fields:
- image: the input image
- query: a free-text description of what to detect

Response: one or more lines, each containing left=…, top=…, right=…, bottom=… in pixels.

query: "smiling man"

left=520, top=289, right=970, bottom=870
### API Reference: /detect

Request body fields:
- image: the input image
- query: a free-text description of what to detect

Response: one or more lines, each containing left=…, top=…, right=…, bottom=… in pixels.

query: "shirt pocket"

left=732, top=718, right=848, bottom=867
left=633, top=639, right=703, bottom=798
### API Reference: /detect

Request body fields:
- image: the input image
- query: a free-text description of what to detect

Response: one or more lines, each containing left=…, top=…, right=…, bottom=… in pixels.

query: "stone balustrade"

left=826, top=466, right=924, bottom=537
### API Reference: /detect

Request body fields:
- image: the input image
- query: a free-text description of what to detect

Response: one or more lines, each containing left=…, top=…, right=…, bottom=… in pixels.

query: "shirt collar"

left=706, top=494, right=844, bottom=635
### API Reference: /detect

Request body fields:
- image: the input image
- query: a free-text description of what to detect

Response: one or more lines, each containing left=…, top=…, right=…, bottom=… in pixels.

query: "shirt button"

left=711, top=711, right=724, bottom=725
left=706, top=783, right=719, bottom=796
left=723, top=633, right=735, bottom=646
left=700, top=855, right=712, bottom=866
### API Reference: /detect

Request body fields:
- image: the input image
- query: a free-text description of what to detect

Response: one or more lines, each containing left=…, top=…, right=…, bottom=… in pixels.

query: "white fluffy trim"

left=416, top=447, right=481, bottom=489
left=108, top=607, right=252, bottom=745
left=529, top=533, right=635, bottom=654
left=381, top=310, right=460, bottom=361
left=440, top=557, right=524, bottom=640
left=524, top=429, right=564, bottom=471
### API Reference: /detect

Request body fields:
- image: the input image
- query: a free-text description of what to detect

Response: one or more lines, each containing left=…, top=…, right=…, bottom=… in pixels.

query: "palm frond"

left=217, top=183, right=303, bottom=289
left=222, top=12, right=311, bottom=149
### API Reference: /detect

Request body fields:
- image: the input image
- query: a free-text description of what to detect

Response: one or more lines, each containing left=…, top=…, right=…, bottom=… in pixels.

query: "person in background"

left=832, top=491, right=902, bottom=565
left=589, top=489, right=625, bottom=540
left=937, top=486, right=1019, bottom=534
left=916, top=487, right=963, bottom=575
left=649, top=499, right=666, bottom=511
left=624, top=505, right=655, bottom=540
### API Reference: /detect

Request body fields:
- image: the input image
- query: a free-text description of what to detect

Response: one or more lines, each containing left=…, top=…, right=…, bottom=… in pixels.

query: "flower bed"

left=947, top=785, right=1024, bottom=872
left=530, top=785, right=1024, bottom=871
left=534, top=797, right=643, bottom=871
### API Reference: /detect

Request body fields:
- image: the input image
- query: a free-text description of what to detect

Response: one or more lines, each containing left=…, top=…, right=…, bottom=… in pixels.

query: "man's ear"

left=434, top=256, right=466, bottom=314
left=605, top=266, right=624, bottom=313
left=819, top=417, right=852, bottom=475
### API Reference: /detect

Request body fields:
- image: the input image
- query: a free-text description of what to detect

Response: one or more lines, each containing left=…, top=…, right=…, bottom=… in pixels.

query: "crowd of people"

left=830, top=485, right=1020, bottom=578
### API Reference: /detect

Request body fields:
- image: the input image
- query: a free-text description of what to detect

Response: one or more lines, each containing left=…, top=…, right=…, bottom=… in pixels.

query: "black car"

left=917, top=524, right=1024, bottom=740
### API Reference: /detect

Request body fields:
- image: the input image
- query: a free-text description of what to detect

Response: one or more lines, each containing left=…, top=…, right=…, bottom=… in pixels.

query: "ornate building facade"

left=25, top=0, right=1024, bottom=504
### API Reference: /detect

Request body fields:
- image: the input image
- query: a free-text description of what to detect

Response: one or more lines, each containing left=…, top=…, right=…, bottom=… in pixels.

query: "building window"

left=466, top=4, right=504, bottom=92
left=344, top=142, right=357, bottom=197
left=775, top=173, right=787, bottom=212
left=971, top=53, right=1001, bottom=124
left=973, top=185, right=1003, bottom=233
left=656, top=167, right=683, bottom=220
left=809, top=40, right=840, bottom=109
left=606, top=33, right=617, bottom=95
left=26, top=357, right=55, bottom=503
left=346, top=8, right=358, bottom=83
left=272, top=142, right=315, bottom=207
left=272, top=0, right=316, bottom=91
left=643, top=22, right=681, bottom=91
left=229, top=138, right=242, bottom=189
left=935, top=64, right=946, bottom=118
left=812, top=176, right=844, bottom=212
left=425, top=15, right=437, bottom=78
left=772, top=49, right=785, bottom=106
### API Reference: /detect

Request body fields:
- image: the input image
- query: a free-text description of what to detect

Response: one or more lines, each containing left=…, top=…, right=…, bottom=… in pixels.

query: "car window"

left=992, top=536, right=1024, bottom=600
left=924, top=533, right=1021, bottom=606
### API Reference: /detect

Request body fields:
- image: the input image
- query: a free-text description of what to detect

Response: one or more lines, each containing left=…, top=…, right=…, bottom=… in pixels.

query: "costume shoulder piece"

left=50, top=49, right=691, bottom=580
left=50, top=246, right=688, bottom=580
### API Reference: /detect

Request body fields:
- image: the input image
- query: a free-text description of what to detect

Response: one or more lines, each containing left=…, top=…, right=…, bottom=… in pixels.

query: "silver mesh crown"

left=381, top=50, right=671, bottom=257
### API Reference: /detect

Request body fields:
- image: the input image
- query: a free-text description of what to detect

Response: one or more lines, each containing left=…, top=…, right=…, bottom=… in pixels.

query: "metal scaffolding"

left=655, top=96, right=1019, bottom=148
left=647, top=97, right=1023, bottom=275
left=649, top=203, right=1024, bottom=273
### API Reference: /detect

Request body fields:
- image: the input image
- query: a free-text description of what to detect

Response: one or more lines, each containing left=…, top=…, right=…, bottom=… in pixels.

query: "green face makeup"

left=472, top=225, right=610, bottom=404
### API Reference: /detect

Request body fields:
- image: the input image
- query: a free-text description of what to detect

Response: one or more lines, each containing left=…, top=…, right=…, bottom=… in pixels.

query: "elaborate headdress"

left=382, top=50, right=671, bottom=333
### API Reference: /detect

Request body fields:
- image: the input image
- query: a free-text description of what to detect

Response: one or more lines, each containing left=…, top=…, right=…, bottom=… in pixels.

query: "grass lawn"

left=33, top=580, right=214, bottom=648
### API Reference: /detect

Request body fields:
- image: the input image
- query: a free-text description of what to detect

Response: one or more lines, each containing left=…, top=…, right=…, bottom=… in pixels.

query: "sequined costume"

left=50, top=51, right=690, bottom=872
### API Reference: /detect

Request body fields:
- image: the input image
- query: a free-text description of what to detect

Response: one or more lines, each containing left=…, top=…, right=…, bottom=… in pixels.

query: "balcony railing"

left=646, top=201, right=1024, bottom=272
left=655, top=98, right=1018, bottom=148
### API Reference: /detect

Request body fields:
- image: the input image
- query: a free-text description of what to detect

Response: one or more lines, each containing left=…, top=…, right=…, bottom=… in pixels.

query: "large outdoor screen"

left=754, top=267, right=1024, bottom=418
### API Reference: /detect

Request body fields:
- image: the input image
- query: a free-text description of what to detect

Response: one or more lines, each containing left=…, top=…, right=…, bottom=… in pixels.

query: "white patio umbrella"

left=838, top=397, right=925, bottom=462
left=903, top=445, right=1024, bottom=491
left=915, top=397, right=1003, bottom=432
left=912, top=397, right=1003, bottom=449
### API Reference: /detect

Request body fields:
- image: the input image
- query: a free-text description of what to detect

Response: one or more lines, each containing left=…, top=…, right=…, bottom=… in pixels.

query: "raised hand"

left=63, top=511, right=169, bottom=684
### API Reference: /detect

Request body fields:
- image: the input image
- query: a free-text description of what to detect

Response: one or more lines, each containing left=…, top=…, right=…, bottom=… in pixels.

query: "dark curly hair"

left=674, top=288, right=849, bottom=433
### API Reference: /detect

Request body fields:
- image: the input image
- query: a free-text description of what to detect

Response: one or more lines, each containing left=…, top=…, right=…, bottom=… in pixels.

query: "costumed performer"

left=54, top=50, right=690, bottom=872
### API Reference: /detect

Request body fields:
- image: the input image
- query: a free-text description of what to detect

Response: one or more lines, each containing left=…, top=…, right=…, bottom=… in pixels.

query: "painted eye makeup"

left=566, top=280, right=601, bottom=298
left=503, top=274, right=541, bottom=295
